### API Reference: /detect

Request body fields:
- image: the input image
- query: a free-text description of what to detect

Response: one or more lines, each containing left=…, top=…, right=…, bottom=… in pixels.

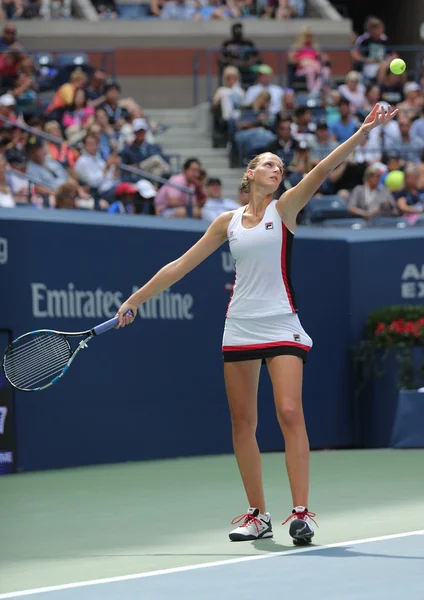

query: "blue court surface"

left=1, top=531, right=423, bottom=600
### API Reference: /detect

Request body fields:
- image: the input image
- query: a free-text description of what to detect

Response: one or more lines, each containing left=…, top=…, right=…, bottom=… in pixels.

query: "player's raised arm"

left=276, top=103, right=398, bottom=224
left=115, top=211, right=234, bottom=327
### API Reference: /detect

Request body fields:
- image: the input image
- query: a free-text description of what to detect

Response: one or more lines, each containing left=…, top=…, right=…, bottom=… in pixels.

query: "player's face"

left=252, top=154, right=283, bottom=192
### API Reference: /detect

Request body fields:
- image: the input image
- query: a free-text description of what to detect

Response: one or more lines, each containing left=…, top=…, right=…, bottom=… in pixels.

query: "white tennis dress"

left=222, top=200, right=312, bottom=362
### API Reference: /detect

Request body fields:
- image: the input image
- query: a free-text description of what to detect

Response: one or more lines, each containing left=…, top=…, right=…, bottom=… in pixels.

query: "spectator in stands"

left=266, top=118, right=298, bottom=165
left=100, top=80, right=130, bottom=131
left=5, top=125, right=27, bottom=165
left=377, top=60, right=406, bottom=106
left=309, top=121, right=337, bottom=166
left=154, top=157, right=202, bottom=218
left=43, top=121, right=79, bottom=170
left=62, top=88, right=95, bottom=131
left=218, top=23, right=261, bottom=88
left=288, top=27, right=331, bottom=94
left=160, top=0, right=196, bottom=19
left=351, top=16, right=390, bottom=82
left=391, top=115, right=424, bottom=163
left=11, top=71, right=38, bottom=117
left=119, top=118, right=170, bottom=178
left=397, top=82, right=423, bottom=121
left=353, top=127, right=382, bottom=164
left=194, top=0, right=233, bottom=20
left=91, top=0, right=118, bottom=19
left=43, top=0, right=71, bottom=19
left=213, top=66, right=245, bottom=122
left=46, top=67, right=88, bottom=117
left=380, top=153, right=404, bottom=187
left=329, top=98, right=359, bottom=144
left=276, top=87, right=296, bottom=120
left=107, top=182, right=138, bottom=214
left=92, top=107, right=117, bottom=159
left=25, top=135, right=73, bottom=193
left=394, top=165, right=424, bottom=218
left=74, top=133, right=121, bottom=204
left=286, top=140, right=312, bottom=186
left=54, top=181, right=79, bottom=210
left=290, top=106, right=316, bottom=145
left=0, top=24, right=17, bottom=51
left=411, top=107, right=424, bottom=140
left=347, top=165, right=397, bottom=220
left=86, top=70, right=107, bottom=108
left=201, top=177, right=239, bottom=222
left=245, top=65, right=284, bottom=115
left=361, top=83, right=382, bottom=116
left=0, top=43, right=25, bottom=89
left=338, top=71, right=366, bottom=112
left=0, top=155, right=15, bottom=207
left=232, top=91, right=275, bottom=164
left=0, top=93, right=17, bottom=123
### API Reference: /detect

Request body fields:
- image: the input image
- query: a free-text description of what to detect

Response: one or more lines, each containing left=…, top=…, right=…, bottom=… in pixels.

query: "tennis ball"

left=385, top=170, right=405, bottom=191
left=390, top=58, right=406, bottom=75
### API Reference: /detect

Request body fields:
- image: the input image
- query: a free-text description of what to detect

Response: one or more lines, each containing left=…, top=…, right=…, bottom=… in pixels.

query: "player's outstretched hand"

left=115, top=302, right=137, bottom=328
left=361, top=103, right=398, bottom=135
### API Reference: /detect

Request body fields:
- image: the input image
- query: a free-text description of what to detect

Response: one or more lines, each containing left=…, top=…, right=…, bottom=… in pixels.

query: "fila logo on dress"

left=265, top=222, right=274, bottom=230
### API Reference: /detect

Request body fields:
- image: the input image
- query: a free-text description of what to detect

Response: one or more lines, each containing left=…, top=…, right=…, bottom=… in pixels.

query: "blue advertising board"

left=1, top=209, right=423, bottom=471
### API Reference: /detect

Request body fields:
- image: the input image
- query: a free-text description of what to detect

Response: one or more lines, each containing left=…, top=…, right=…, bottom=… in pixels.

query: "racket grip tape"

left=93, top=310, right=134, bottom=336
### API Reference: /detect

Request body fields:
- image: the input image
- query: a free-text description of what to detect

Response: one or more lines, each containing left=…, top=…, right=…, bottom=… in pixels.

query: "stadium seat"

left=321, top=218, right=368, bottom=229
left=56, top=53, right=89, bottom=67
left=369, top=216, right=410, bottom=228
left=303, top=195, right=350, bottom=224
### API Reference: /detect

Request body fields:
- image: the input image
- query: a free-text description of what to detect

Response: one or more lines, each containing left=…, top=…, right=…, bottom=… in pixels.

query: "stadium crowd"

left=0, top=16, right=424, bottom=225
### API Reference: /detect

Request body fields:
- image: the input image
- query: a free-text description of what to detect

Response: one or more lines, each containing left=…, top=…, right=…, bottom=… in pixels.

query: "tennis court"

left=1, top=449, right=424, bottom=599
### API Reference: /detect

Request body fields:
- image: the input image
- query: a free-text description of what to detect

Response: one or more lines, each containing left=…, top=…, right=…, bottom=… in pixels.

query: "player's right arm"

left=116, top=211, right=234, bottom=327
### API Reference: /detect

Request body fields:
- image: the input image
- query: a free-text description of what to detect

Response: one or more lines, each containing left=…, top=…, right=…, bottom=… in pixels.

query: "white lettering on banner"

left=0, top=451, right=13, bottom=464
left=31, top=283, right=195, bottom=320
left=221, top=251, right=235, bottom=273
left=0, top=238, right=7, bottom=265
left=401, top=264, right=424, bottom=299
left=133, top=287, right=194, bottom=320
left=0, top=406, right=7, bottom=435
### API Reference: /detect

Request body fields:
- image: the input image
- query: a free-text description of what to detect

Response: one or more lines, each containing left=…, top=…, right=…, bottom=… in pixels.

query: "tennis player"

left=116, top=103, right=397, bottom=545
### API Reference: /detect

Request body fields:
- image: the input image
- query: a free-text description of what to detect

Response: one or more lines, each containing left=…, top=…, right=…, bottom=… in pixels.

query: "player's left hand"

left=361, top=103, right=398, bottom=135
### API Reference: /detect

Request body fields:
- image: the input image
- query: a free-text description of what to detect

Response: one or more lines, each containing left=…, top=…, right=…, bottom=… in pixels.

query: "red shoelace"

left=231, top=513, right=262, bottom=535
left=282, top=509, right=318, bottom=527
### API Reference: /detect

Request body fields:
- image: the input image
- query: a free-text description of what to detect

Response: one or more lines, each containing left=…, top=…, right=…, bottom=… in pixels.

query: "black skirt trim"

left=223, top=345, right=309, bottom=364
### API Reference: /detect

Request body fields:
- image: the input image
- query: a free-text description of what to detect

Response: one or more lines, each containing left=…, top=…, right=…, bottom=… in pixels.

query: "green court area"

left=1, top=449, right=424, bottom=596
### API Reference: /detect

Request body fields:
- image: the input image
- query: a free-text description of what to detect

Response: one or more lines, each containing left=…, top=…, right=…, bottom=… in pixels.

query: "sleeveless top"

left=226, top=200, right=297, bottom=319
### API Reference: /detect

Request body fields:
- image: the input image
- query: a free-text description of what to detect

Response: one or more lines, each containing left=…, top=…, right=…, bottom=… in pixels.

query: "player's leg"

left=266, top=354, right=316, bottom=545
left=225, top=359, right=272, bottom=541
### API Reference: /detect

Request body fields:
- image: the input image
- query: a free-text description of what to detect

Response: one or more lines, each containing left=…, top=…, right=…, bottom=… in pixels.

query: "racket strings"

left=4, top=332, right=71, bottom=390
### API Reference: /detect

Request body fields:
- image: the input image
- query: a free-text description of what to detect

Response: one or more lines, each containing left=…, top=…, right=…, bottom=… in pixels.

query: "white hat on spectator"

left=136, top=179, right=156, bottom=198
left=404, top=82, right=420, bottom=94
left=0, top=93, right=16, bottom=107
left=132, top=118, right=149, bottom=133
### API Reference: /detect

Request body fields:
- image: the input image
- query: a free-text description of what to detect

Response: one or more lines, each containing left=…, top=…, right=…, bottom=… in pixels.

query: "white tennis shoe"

left=229, top=507, right=273, bottom=541
left=283, top=505, right=317, bottom=546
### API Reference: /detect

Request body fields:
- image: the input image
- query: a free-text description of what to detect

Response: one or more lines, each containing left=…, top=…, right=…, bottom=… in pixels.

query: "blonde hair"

left=251, top=90, right=271, bottom=111
left=293, top=26, right=319, bottom=51
left=222, top=66, right=240, bottom=86
left=240, top=153, right=284, bottom=193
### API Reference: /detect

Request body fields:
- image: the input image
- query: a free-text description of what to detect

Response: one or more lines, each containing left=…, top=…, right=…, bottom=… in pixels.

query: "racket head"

left=2, top=330, right=72, bottom=392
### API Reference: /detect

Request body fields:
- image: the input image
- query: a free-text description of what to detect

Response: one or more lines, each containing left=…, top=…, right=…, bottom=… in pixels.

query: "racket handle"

left=93, top=310, right=134, bottom=336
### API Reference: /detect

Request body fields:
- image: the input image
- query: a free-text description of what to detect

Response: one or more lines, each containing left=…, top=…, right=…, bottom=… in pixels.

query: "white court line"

left=1, top=529, right=423, bottom=599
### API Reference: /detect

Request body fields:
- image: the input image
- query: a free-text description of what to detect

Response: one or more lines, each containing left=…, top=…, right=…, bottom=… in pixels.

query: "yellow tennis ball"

left=390, top=58, right=406, bottom=75
left=385, top=170, right=405, bottom=191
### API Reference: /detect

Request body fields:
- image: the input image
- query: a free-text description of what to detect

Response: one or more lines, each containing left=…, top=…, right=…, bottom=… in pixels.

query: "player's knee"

left=276, top=402, right=303, bottom=431
left=231, top=412, right=257, bottom=437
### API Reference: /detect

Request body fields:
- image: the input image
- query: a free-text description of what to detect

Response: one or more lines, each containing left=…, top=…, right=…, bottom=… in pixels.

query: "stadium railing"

left=192, top=44, right=424, bottom=105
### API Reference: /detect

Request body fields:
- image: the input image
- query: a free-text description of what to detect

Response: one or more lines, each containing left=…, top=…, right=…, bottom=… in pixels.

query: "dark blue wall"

left=1, top=209, right=423, bottom=471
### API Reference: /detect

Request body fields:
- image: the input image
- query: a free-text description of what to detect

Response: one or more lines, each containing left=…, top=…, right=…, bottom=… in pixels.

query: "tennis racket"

left=2, top=311, right=133, bottom=392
